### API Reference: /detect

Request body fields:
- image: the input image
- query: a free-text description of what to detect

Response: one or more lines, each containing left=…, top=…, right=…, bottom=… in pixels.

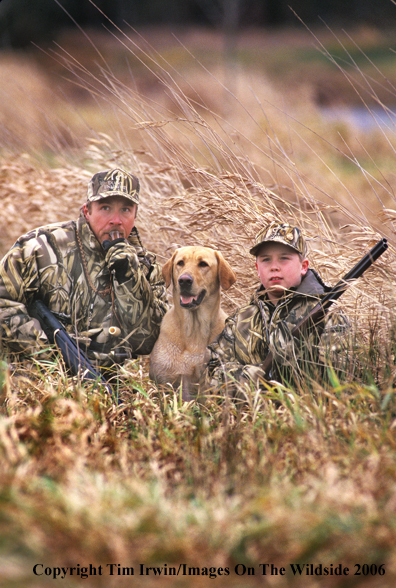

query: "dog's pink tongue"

left=181, top=295, right=195, bottom=304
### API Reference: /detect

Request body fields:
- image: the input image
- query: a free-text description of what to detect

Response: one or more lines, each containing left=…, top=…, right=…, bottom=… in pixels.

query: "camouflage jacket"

left=203, top=269, right=350, bottom=395
left=0, top=217, right=168, bottom=367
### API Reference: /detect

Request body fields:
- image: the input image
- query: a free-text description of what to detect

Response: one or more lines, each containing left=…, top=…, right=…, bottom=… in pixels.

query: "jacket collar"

left=297, top=268, right=327, bottom=296
left=76, top=216, right=104, bottom=253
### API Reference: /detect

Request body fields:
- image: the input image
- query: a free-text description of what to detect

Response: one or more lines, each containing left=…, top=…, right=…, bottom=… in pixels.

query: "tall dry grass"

left=1, top=21, right=396, bottom=588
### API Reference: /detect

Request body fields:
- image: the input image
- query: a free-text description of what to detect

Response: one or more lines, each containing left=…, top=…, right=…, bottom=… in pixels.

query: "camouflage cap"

left=249, top=221, right=307, bottom=257
left=87, top=168, right=140, bottom=204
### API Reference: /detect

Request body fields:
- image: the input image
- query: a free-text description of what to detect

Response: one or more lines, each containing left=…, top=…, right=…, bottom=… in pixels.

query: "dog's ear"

left=162, top=251, right=178, bottom=288
left=215, top=251, right=237, bottom=290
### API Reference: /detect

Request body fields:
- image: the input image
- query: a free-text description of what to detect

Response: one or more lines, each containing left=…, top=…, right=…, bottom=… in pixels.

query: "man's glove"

left=102, top=237, right=125, bottom=251
left=104, top=240, right=139, bottom=284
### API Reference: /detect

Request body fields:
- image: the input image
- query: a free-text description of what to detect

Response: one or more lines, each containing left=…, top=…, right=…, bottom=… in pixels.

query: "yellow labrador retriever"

left=149, top=246, right=236, bottom=400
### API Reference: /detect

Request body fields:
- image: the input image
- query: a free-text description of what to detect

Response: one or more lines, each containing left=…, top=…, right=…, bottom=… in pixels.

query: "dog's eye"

left=176, top=260, right=185, bottom=267
left=198, top=260, right=209, bottom=267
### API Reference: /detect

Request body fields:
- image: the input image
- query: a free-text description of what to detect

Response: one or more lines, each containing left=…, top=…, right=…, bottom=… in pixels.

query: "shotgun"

left=29, top=299, right=115, bottom=399
left=261, top=238, right=388, bottom=377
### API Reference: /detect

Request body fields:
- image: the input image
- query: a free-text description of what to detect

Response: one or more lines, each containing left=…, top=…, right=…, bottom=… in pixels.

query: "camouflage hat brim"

left=87, top=169, right=140, bottom=204
left=88, top=190, right=139, bottom=204
left=249, top=241, right=301, bottom=256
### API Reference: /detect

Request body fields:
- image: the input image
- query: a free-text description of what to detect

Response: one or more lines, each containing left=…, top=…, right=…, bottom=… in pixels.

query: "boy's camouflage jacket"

left=202, top=269, right=350, bottom=395
left=0, top=217, right=168, bottom=366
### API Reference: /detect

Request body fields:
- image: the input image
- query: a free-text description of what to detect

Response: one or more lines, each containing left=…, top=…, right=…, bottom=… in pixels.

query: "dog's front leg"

left=181, top=374, right=193, bottom=402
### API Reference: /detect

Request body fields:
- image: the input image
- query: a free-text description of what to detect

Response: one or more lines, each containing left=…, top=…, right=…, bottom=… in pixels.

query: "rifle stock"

left=261, top=238, right=388, bottom=378
left=28, top=299, right=115, bottom=399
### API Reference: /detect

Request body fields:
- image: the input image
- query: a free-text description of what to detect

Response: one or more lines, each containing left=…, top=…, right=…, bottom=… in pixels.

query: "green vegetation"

left=1, top=357, right=396, bottom=586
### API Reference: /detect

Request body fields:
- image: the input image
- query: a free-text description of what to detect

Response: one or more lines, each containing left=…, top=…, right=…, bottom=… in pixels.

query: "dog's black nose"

left=178, top=274, right=193, bottom=288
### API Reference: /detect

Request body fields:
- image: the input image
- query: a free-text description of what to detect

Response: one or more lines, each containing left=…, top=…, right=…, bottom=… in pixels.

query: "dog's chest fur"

left=149, top=305, right=224, bottom=385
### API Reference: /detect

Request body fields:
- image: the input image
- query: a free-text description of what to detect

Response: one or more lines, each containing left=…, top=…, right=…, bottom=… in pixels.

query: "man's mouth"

left=108, top=230, right=123, bottom=240
left=180, top=290, right=206, bottom=309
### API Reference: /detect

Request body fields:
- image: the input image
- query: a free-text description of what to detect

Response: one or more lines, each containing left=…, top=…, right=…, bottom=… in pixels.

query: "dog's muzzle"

left=178, top=273, right=206, bottom=309
left=179, top=289, right=206, bottom=309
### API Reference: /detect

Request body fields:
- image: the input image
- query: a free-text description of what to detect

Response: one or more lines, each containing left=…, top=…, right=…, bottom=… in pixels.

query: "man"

left=202, top=221, right=350, bottom=396
left=0, top=168, right=168, bottom=369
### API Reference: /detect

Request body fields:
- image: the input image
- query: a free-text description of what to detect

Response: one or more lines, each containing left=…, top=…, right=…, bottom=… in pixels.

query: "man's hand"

left=104, top=240, right=139, bottom=284
left=102, top=237, right=125, bottom=251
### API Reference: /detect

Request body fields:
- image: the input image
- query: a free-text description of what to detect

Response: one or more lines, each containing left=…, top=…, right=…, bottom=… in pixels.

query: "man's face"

left=255, top=242, right=309, bottom=304
left=83, top=196, right=137, bottom=244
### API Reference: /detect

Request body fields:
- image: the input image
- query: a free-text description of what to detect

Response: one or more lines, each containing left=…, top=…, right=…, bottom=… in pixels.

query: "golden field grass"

left=1, top=23, right=396, bottom=587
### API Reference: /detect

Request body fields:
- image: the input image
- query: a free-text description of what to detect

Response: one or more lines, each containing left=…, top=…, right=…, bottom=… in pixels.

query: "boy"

left=202, top=221, right=350, bottom=395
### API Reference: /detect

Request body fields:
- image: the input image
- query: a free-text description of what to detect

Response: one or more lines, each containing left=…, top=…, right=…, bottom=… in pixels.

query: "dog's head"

left=162, top=246, right=236, bottom=310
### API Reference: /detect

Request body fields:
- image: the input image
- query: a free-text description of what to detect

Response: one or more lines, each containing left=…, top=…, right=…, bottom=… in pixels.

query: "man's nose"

left=110, top=212, right=122, bottom=224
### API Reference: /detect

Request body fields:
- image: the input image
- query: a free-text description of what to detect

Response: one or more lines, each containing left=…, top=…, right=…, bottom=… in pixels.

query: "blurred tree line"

left=0, top=0, right=395, bottom=48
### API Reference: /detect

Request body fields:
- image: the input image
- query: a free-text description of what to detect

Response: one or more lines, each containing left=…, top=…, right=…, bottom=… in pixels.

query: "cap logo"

left=103, top=169, right=134, bottom=195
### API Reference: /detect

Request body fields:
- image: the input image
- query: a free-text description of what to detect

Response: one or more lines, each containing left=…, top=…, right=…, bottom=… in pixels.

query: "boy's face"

left=255, top=242, right=309, bottom=304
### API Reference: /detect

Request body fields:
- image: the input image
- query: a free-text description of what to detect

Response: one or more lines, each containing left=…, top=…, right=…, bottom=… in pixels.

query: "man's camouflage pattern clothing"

left=203, top=269, right=350, bottom=394
left=0, top=217, right=168, bottom=366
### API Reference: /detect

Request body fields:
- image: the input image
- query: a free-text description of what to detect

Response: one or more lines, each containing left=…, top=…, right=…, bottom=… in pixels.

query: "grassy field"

left=1, top=22, right=396, bottom=587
